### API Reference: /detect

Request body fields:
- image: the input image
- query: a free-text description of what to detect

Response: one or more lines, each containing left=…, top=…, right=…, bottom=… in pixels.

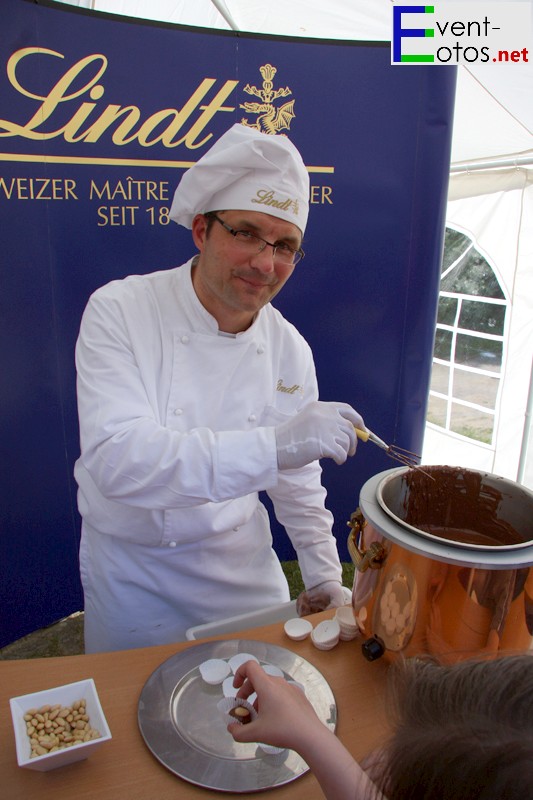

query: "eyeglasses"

left=208, top=213, right=305, bottom=266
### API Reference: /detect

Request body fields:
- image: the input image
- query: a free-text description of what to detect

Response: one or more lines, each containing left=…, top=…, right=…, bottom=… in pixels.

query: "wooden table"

left=0, top=611, right=390, bottom=799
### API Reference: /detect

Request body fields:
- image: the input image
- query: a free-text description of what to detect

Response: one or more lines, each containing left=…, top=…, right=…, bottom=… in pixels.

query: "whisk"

left=354, top=427, right=433, bottom=478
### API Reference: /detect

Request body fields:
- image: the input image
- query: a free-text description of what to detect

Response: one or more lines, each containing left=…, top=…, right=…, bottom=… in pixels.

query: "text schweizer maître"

left=0, top=176, right=171, bottom=201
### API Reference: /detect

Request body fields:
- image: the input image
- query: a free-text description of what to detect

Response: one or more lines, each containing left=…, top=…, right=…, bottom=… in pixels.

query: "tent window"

left=455, top=334, right=502, bottom=371
left=440, top=230, right=504, bottom=299
left=437, top=295, right=457, bottom=325
left=426, top=227, right=507, bottom=446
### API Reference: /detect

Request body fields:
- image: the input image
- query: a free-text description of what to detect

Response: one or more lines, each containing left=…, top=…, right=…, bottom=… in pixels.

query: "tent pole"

left=451, top=154, right=533, bottom=173
left=209, top=0, right=240, bottom=30
left=517, top=359, right=533, bottom=485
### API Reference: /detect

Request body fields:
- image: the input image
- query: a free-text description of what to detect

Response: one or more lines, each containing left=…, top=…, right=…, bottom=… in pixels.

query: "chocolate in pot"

left=402, top=466, right=525, bottom=547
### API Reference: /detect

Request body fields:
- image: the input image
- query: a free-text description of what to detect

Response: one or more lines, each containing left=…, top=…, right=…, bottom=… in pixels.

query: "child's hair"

left=374, top=653, right=533, bottom=799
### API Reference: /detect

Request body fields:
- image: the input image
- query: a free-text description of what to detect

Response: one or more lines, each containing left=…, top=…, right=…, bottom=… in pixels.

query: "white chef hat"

left=169, top=123, right=309, bottom=234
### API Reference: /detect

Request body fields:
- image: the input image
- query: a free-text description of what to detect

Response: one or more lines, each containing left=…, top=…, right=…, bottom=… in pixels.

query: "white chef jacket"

left=75, top=258, right=342, bottom=651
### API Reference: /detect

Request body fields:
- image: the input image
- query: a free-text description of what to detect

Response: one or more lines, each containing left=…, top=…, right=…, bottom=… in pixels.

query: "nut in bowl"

left=9, top=678, right=112, bottom=772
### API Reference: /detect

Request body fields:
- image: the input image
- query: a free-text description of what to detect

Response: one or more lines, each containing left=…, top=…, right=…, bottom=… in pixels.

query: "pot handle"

left=347, top=509, right=388, bottom=573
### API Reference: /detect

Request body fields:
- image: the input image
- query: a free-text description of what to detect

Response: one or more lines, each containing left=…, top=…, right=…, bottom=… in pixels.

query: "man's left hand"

left=296, top=581, right=346, bottom=616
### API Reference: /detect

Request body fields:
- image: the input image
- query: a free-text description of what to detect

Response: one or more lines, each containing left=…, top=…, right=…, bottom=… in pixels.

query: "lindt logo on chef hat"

left=251, top=189, right=301, bottom=217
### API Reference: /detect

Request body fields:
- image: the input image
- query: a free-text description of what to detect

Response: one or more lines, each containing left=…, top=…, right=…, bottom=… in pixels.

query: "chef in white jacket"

left=75, top=123, right=365, bottom=652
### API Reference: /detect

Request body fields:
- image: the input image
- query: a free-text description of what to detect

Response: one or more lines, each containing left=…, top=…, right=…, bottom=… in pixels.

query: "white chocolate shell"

left=335, top=606, right=359, bottom=635
left=283, top=618, right=313, bottom=641
left=222, top=676, right=238, bottom=698
left=228, top=653, right=260, bottom=674
left=311, top=619, right=340, bottom=650
left=198, top=658, right=231, bottom=685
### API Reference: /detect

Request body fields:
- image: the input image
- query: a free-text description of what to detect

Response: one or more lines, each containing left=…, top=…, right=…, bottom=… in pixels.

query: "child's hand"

left=228, top=659, right=378, bottom=800
left=227, top=659, right=323, bottom=751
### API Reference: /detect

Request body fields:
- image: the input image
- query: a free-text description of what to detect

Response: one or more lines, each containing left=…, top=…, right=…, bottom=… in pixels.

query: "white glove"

left=275, top=401, right=365, bottom=470
left=296, top=581, right=347, bottom=616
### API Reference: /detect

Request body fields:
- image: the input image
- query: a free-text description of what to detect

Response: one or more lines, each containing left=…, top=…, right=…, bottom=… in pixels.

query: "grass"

left=282, top=561, right=355, bottom=599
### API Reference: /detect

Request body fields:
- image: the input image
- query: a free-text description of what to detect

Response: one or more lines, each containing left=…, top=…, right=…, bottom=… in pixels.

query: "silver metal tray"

left=138, top=638, right=336, bottom=794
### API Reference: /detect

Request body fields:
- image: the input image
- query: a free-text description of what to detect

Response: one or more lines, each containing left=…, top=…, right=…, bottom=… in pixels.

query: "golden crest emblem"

left=240, top=64, right=295, bottom=135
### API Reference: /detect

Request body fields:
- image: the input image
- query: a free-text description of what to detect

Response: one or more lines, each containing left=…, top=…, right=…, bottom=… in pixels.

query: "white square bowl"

left=9, top=678, right=112, bottom=772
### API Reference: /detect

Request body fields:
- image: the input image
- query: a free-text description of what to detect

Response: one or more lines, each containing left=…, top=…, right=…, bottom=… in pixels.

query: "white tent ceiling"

left=61, top=0, right=533, bottom=170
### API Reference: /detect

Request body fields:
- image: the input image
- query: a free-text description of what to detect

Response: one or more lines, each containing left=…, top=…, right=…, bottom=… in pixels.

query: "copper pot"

left=349, top=466, right=533, bottom=664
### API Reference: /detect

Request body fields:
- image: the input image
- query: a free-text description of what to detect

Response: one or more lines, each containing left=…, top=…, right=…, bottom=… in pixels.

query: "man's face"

left=191, top=210, right=302, bottom=333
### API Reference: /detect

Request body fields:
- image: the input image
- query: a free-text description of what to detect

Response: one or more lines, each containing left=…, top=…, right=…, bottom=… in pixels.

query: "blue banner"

left=0, top=0, right=455, bottom=645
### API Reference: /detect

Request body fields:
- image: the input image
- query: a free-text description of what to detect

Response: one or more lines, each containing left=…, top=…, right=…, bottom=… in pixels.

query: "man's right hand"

left=275, top=401, right=365, bottom=470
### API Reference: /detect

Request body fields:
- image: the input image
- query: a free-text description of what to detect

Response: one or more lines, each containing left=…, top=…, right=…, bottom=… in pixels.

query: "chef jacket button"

left=248, top=414, right=257, bottom=423
left=180, top=335, right=190, bottom=345
left=174, top=408, right=183, bottom=416
left=233, top=526, right=239, bottom=531
left=257, top=346, right=265, bottom=355
left=169, top=541, right=177, bottom=548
